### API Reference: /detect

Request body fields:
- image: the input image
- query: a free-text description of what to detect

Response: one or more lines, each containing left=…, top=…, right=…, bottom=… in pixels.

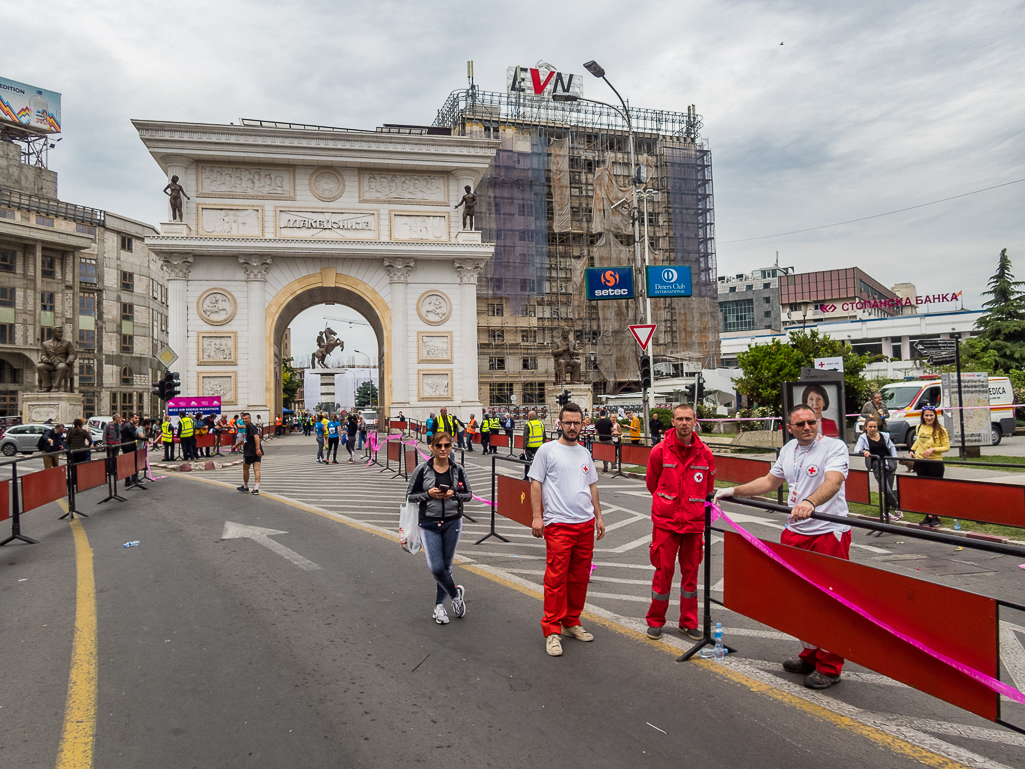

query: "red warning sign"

left=629, top=324, right=656, bottom=351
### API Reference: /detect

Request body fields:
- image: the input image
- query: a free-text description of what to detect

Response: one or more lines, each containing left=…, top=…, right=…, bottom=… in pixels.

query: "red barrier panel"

left=723, top=530, right=998, bottom=720
left=591, top=442, right=616, bottom=463
left=74, top=459, right=107, bottom=492
left=845, top=469, right=871, bottom=505
left=405, top=448, right=417, bottom=476
left=389, top=421, right=406, bottom=430
left=621, top=443, right=652, bottom=467
left=896, top=475, right=1025, bottom=527
left=714, top=455, right=772, bottom=485
left=0, top=479, right=9, bottom=522
left=514, top=435, right=523, bottom=449
left=116, top=452, right=136, bottom=480
left=490, top=434, right=509, bottom=448
left=21, top=466, right=68, bottom=512
left=388, top=440, right=400, bottom=462
left=196, top=434, right=216, bottom=448
left=497, top=475, right=533, bottom=527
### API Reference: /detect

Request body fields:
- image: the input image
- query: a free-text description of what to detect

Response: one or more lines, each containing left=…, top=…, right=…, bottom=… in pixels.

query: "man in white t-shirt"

left=529, top=402, right=606, bottom=657
left=714, top=403, right=851, bottom=689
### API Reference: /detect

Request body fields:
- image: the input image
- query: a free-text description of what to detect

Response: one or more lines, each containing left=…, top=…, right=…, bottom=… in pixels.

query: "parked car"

left=0, top=423, right=50, bottom=456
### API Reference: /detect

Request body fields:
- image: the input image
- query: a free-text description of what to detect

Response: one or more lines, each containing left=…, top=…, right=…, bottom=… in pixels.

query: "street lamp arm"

left=601, top=76, right=631, bottom=129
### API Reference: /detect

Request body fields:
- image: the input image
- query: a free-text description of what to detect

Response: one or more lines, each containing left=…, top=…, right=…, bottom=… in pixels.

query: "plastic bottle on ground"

left=713, top=622, right=725, bottom=661
left=954, top=520, right=961, bottom=532
left=122, top=541, right=140, bottom=548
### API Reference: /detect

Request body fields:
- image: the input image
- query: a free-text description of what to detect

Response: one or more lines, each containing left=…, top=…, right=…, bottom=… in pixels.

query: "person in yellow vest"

left=487, top=412, right=501, bottom=455
left=522, top=410, right=545, bottom=463
left=161, top=416, right=175, bottom=462
left=178, top=414, right=196, bottom=461
left=465, top=414, right=477, bottom=453
left=436, top=407, right=462, bottom=447
left=480, top=411, right=492, bottom=455
left=628, top=411, right=642, bottom=445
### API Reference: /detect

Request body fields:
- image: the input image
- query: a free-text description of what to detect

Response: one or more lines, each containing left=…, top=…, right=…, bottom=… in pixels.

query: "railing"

left=0, top=186, right=105, bottom=227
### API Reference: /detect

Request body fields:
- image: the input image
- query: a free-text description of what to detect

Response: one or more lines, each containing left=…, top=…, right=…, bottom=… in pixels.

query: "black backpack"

left=37, top=431, right=51, bottom=452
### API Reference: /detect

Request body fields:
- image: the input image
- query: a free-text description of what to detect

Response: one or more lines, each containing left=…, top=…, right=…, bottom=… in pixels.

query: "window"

left=0, top=208, right=14, bottom=220
left=522, top=382, right=545, bottom=403
left=719, top=298, right=755, bottom=332
left=745, top=284, right=753, bottom=291
left=764, top=311, right=772, bottom=318
left=0, top=360, right=22, bottom=384
left=120, top=366, right=134, bottom=385
left=0, top=390, right=17, bottom=417
left=0, top=287, right=13, bottom=307
left=111, top=392, right=136, bottom=416
left=120, top=235, right=133, bottom=252
left=79, top=293, right=95, bottom=316
left=522, top=357, right=538, bottom=370
left=78, top=361, right=96, bottom=385
left=41, top=256, right=56, bottom=279
left=78, top=330, right=95, bottom=349
left=488, top=329, right=504, bottom=343
left=763, top=282, right=772, bottom=289
left=0, top=324, right=14, bottom=344
left=763, top=297, right=771, bottom=304
left=79, top=258, right=97, bottom=284
left=0, top=249, right=15, bottom=273
left=487, top=303, right=504, bottom=317
left=488, top=357, right=506, bottom=371
left=728, top=286, right=736, bottom=293
left=121, top=302, right=134, bottom=321
left=35, top=215, right=54, bottom=227
left=42, top=327, right=54, bottom=341
left=488, top=383, right=514, bottom=405
left=121, top=334, right=134, bottom=353
left=76, top=224, right=96, bottom=236
left=83, top=395, right=96, bottom=418
left=41, top=292, right=55, bottom=313
left=121, top=271, right=135, bottom=292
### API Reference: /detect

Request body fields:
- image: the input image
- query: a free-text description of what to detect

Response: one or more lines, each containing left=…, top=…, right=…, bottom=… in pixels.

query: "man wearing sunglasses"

left=714, top=403, right=851, bottom=690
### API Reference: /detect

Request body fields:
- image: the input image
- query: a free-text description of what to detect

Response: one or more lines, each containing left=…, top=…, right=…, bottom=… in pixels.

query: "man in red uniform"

left=644, top=404, right=716, bottom=640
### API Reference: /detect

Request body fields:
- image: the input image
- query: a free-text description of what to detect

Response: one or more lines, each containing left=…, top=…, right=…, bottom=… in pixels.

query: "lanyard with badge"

left=788, top=435, right=819, bottom=506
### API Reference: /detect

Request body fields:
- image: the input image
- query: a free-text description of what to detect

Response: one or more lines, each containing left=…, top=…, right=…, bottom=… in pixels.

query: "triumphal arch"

left=134, top=119, right=497, bottom=421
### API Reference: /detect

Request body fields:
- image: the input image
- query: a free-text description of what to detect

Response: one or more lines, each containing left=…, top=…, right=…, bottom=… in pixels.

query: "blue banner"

left=585, top=266, right=635, bottom=300
left=646, top=265, right=692, bottom=297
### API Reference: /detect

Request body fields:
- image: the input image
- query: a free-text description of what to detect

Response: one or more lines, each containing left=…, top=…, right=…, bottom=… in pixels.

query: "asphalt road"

left=1, top=434, right=1023, bottom=768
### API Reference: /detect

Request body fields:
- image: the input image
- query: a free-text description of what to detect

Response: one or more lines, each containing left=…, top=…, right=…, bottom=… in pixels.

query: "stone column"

left=240, top=256, right=272, bottom=416
left=454, top=259, right=485, bottom=408
left=160, top=252, right=193, bottom=387
left=383, top=258, right=414, bottom=406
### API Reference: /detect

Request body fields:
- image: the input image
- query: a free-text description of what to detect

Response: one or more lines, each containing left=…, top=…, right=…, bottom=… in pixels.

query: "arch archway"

left=264, top=269, right=391, bottom=417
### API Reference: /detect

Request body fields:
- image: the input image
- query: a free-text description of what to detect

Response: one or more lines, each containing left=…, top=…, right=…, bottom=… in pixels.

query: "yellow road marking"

left=55, top=508, right=97, bottom=769
left=173, top=473, right=969, bottom=768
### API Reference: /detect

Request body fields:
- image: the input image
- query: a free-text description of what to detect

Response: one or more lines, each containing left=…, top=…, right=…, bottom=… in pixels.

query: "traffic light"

left=556, top=389, right=570, bottom=406
left=695, top=373, right=705, bottom=403
left=152, top=378, right=167, bottom=400
left=639, top=357, right=652, bottom=390
left=164, top=371, right=181, bottom=401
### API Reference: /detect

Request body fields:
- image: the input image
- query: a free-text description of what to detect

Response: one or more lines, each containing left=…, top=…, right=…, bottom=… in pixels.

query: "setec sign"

left=585, top=267, right=635, bottom=301
left=646, top=265, right=692, bottom=298
left=506, top=66, right=583, bottom=99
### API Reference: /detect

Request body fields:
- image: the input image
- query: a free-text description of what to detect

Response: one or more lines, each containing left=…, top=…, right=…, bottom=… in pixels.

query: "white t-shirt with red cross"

left=771, top=434, right=850, bottom=536
left=527, top=441, right=599, bottom=526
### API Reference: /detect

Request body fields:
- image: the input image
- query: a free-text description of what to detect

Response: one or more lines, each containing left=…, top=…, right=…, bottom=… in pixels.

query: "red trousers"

left=780, top=528, right=853, bottom=677
left=646, top=526, right=702, bottom=629
left=541, top=520, right=595, bottom=637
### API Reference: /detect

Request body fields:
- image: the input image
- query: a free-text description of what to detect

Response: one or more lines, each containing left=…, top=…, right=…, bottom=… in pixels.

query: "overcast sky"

left=6, top=0, right=1024, bottom=311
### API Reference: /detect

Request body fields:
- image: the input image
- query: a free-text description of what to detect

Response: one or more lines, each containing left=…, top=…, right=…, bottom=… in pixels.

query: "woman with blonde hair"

left=910, top=406, right=950, bottom=527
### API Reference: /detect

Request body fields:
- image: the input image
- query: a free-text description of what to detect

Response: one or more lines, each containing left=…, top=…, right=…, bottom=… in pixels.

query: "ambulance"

left=860, top=375, right=1016, bottom=447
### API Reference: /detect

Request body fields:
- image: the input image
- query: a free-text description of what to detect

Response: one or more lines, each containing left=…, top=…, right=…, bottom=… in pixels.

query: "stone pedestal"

left=548, top=383, right=593, bottom=425
left=21, top=392, right=85, bottom=425
left=160, top=221, right=192, bottom=236
left=455, top=230, right=482, bottom=244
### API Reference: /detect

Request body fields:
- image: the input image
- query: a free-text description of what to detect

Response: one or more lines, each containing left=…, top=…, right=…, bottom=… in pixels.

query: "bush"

left=735, top=406, right=771, bottom=432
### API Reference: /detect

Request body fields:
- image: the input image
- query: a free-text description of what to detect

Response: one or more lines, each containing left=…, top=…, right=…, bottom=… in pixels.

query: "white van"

left=861, top=376, right=1015, bottom=447
left=360, top=409, right=378, bottom=429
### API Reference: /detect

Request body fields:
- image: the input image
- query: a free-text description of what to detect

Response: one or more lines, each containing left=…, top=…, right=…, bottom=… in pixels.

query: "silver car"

left=0, top=423, right=50, bottom=456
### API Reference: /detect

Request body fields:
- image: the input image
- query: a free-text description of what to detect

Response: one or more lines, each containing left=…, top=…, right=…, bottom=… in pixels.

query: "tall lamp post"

left=554, top=60, right=655, bottom=438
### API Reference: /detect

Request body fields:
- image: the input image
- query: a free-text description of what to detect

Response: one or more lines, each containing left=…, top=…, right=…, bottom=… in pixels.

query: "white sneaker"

left=546, top=634, right=563, bottom=656
left=451, top=585, right=466, bottom=618
left=561, top=625, right=594, bottom=642
left=433, top=604, right=450, bottom=625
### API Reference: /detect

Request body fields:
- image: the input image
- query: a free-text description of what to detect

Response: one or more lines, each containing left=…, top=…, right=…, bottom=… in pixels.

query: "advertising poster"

left=585, top=266, right=634, bottom=300
left=168, top=396, right=222, bottom=417
left=785, top=380, right=845, bottom=442
left=0, top=77, right=61, bottom=134
left=646, top=265, right=692, bottom=297
left=941, top=372, right=989, bottom=446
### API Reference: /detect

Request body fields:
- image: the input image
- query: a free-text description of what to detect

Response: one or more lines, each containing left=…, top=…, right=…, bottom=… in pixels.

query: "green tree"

left=281, top=357, right=301, bottom=408
left=356, top=381, right=378, bottom=409
left=974, top=248, right=1025, bottom=372
left=734, top=330, right=870, bottom=417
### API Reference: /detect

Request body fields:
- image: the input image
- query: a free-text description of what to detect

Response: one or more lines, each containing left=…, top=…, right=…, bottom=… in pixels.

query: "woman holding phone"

left=406, top=432, right=474, bottom=624
left=911, top=406, right=950, bottom=527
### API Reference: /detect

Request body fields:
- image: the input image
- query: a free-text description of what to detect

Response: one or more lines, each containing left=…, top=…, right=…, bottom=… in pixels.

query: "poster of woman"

left=786, top=381, right=844, bottom=441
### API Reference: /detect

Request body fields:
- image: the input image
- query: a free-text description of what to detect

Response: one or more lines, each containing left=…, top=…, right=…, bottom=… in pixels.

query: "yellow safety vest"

left=489, top=417, right=501, bottom=432
left=526, top=419, right=544, bottom=448
left=480, top=418, right=491, bottom=434
left=179, top=417, right=195, bottom=438
left=161, top=422, right=173, bottom=442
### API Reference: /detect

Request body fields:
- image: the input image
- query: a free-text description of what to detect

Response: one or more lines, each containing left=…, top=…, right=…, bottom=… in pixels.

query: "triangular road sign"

left=629, top=324, right=656, bottom=351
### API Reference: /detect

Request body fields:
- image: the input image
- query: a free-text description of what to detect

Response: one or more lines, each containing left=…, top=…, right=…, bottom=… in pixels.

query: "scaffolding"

left=433, top=88, right=718, bottom=408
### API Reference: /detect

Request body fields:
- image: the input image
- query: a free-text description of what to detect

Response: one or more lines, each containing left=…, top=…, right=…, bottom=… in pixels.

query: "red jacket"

left=645, top=430, right=716, bottom=534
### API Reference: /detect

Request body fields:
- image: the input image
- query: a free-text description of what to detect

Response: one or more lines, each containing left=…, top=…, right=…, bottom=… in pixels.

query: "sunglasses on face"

left=437, top=443, right=452, bottom=449
left=792, top=420, right=818, bottom=428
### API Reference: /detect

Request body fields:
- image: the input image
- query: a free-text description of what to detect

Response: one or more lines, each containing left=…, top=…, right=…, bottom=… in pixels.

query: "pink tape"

left=710, top=502, right=1025, bottom=705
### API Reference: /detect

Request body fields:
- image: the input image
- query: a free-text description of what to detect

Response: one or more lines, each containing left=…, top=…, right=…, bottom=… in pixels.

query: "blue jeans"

left=316, top=435, right=324, bottom=460
left=419, top=517, right=462, bottom=604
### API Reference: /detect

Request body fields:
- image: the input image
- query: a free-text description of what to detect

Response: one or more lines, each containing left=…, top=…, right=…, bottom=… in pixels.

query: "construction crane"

left=323, top=315, right=372, bottom=329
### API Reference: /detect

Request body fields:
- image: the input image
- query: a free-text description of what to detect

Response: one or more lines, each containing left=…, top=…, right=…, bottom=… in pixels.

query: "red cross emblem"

left=583, top=465, right=589, bottom=473
left=807, top=465, right=819, bottom=477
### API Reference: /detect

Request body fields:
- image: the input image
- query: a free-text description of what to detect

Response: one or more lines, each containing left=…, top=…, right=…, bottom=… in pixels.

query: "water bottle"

left=122, top=541, right=140, bottom=548
left=29, top=90, right=49, bottom=129
left=954, top=520, right=961, bottom=532
left=713, top=623, right=725, bottom=661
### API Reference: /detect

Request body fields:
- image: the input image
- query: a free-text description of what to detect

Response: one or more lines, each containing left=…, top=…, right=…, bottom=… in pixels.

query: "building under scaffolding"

left=433, top=87, right=719, bottom=412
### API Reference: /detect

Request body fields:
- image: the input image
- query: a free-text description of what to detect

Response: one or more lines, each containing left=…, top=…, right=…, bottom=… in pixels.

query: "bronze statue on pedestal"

left=454, top=185, right=477, bottom=230
left=163, top=175, right=191, bottom=222
left=552, top=328, right=581, bottom=385
left=36, top=327, right=77, bottom=392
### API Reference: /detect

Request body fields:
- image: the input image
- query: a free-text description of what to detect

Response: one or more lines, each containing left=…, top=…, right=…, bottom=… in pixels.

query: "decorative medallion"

left=309, top=167, right=345, bottom=202
left=197, top=288, right=238, bottom=326
left=416, top=291, right=452, bottom=326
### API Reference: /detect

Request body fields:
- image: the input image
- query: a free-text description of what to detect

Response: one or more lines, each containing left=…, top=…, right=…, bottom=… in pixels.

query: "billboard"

left=0, top=77, right=61, bottom=134
left=585, top=266, right=634, bottom=300
left=506, top=66, right=583, bottom=99
left=941, top=372, right=990, bottom=447
left=646, top=265, right=692, bottom=297
left=168, top=396, right=222, bottom=417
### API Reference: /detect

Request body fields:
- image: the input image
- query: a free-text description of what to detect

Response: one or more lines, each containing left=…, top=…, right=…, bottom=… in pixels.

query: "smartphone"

left=438, top=484, right=451, bottom=492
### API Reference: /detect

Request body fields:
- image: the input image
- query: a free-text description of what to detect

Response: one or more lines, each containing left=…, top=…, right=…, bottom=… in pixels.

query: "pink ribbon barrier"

left=710, top=502, right=1025, bottom=706
left=363, top=432, right=400, bottom=467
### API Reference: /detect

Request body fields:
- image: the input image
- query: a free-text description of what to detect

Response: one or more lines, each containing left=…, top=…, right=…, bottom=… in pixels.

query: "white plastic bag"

left=399, top=500, right=421, bottom=554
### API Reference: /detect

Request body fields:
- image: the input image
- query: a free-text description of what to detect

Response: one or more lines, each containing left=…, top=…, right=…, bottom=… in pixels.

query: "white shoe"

left=546, top=634, right=563, bottom=656
left=433, top=604, right=450, bottom=625
left=451, top=585, right=466, bottom=618
left=561, top=625, right=594, bottom=642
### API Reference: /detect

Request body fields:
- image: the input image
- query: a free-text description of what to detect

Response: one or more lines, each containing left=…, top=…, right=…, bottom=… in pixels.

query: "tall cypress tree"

left=975, top=249, right=1025, bottom=372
